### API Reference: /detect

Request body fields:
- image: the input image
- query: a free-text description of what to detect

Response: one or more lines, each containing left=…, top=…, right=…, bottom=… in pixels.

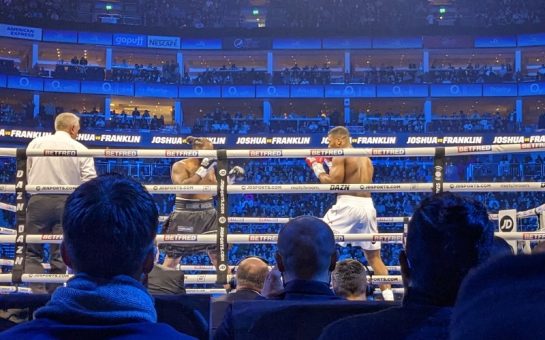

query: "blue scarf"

left=35, top=273, right=157, bottom=325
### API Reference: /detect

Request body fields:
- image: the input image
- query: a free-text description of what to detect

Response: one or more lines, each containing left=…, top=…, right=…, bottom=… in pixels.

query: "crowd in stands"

left=355, top=112, right=425, bottom=133
left=427, top=110, right=519, bottom=132
left=184, top=66, right=268, bottom=85
left=2, top=57, right=543, bottom=87
left=273, top=65, right=332, bottom=85
left=1, top=0, right=545, bottom=31
left=192, top=110, right=267, bottom=134
left=110, top=60, right=180, bottom=84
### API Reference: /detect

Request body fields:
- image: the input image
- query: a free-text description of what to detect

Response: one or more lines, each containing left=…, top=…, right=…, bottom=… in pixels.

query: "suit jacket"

left=147, top=264, right=186, bottom=295
left=214, top=280, right=340, bottom=340
left=210, top=289, right=262, bottom=336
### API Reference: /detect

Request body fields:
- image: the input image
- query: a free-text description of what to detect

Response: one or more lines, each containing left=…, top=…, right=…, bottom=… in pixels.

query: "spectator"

left=210, top=257, right=269, bottom=337
left=331, top=259, right=368, bottom=301
left=25, top=112, right=97, bottom=293
left=320, top=192, right=494, bottom=340
left=216, top=257, right=269, bottom=302
left=450, top=253, right=545, bottom=339
left=214, top=216, right=340, bottom=339
left=0, top=175, right=192, bottom=339
left=147, top=250, right=186, bottom=295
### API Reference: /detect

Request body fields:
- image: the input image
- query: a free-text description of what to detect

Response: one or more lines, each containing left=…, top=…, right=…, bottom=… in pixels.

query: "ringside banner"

left=3, top=129, right=545, bottom=149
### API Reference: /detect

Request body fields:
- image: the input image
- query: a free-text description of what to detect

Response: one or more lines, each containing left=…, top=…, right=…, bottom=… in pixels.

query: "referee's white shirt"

left=27, top=131, right=97, bottom=186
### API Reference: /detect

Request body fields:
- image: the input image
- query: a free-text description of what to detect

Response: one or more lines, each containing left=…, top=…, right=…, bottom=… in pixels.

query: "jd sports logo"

left=499, top=216, right=514, bottom=232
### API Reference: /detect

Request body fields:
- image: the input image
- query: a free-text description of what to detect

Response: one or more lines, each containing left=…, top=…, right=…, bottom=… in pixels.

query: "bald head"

left=236, top=257, right=269, bottom=291
left=276, top=216, right=337, bottom=282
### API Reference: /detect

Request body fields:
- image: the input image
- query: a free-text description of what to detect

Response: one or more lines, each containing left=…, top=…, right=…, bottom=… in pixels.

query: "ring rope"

left=0, top=231, right=543, bottom=245
left=0, top=273, right=403, bottom=285
left=0, top=202, right=16, bottom=212
left=1, top=182, right=543, bottom=195
left=1, top=143, right=543, bottom=159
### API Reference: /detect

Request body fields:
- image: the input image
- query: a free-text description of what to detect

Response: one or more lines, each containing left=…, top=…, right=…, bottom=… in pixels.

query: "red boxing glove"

left=305, top=157, right=326, bottom=178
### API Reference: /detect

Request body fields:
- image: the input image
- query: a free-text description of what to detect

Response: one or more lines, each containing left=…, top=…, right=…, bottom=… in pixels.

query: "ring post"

left=215, top=149, right=229, bottom=285
left=433, top=147, right=445, bottom=194
left=13, top=148, right=28, bottom=285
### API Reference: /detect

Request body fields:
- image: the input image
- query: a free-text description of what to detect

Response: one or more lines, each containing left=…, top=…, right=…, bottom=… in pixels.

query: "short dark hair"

left=406, top=192, right=493, bottom=305
left=277, top=216, right=336, bottom=279
left=332, top=259, right=367, bottom=298
left=62, top=174, right=159, bottom=278
left=328, top=126, right=350, bottom=137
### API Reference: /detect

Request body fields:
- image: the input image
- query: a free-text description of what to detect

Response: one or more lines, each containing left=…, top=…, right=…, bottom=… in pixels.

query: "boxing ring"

left=0, top=143, right=545, bottom=294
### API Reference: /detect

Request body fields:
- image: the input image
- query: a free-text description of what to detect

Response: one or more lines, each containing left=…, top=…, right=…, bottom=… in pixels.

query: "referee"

left=26, top=112, right=96, bottom=293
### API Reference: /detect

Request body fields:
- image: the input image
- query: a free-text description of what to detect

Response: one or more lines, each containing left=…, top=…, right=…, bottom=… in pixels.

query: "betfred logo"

left=521, top=143, right=545, bottom=149
left=163, top=235, right=197, bottom=241
left=44, top=150, right=77, bottom=156
left=457, top=145, right=492, bottom=153
left=104, top=150, right=138, bottom=157
left=248, top=235, right=277, bottom=242
left=310, top=149, right=344, bottom=156
left=41, top=235, right=63, bottom=240
left=249, top=150, right=283, bottom=157
left=372, top=235, right=403, bottom=242
left=165, top=150, right=199, bottom=157
left=372, top=149, right=405, bottom=156
left=334, top=235, right=345, bottom=242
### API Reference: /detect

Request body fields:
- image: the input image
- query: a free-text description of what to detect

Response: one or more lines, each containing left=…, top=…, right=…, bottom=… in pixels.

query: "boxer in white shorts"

left=306, top=126, right=393, bottom=301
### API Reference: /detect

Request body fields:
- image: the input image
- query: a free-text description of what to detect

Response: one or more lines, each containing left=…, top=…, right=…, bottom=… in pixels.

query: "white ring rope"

left=0, top=143, right=543, bottom=159
left=0, top=182, right=541, bottom=195
left=175, top=265, right=401, bottom=272
left=0, top=273, right=403, bottom=285
left=0, top=232, right=543, bottom=245
left=0, top=227, right=16, bottom=235
left=158, top=216, right=407, bottom=224
left=0, top=286, right=32, bottom=294
left=0, top=202, right=16, bottom=212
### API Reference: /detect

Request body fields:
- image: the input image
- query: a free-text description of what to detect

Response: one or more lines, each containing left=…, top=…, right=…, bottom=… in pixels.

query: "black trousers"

left=25, top=194, right=68, bottom=294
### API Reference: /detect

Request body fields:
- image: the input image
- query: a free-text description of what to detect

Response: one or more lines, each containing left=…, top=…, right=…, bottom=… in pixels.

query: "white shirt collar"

left=55, top=130, right=73, bottom=139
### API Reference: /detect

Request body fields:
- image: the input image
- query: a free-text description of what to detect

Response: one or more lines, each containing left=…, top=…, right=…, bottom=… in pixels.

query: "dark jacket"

left=147, top=264, right=186, bottom=295
left=214, top=280, right=340, bottom=340
left=320, top=293, right=452, bottom=340
left=451, top=253, right=545, bottom=340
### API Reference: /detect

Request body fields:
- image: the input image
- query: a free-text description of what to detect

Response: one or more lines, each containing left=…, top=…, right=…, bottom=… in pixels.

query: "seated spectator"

left=331, top=259, right=367, bottom=301
left=1, top=175, right=192, bottom=339
left=216, top=257, right=269, bottom=303
left=450, top=253, right=545, bottom=339
left=210, top=257, right=269, bottom=337
left=147, top=252, right=186, bottom=295
left=320, top=192, right=494, bottom=340
left=214, top=216, right=340, bottom=339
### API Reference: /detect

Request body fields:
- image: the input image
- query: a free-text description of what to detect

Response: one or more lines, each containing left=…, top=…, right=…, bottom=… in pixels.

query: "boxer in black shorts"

left=161, top=137, right=244, bottom=268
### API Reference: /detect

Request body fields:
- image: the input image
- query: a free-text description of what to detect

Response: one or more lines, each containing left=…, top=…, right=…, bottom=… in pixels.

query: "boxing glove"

left=228, top=166, right=245, bottom=184
left=195, top=158, right=217, bottom=179
left=305, top=157, right=326, bottom=178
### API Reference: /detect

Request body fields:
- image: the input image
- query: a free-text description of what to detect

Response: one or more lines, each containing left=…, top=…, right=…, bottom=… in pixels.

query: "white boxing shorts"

left=323, top=195, right=380, bottom=250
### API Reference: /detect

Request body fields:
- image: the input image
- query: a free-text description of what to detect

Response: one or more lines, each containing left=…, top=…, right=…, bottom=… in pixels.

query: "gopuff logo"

left=499, top=216, right=514, bottom=232
left=218, top=217, right=227, bottom=224
left=219, top=169, right=227, bottom=176
left=218, top=264, right=227, bottom=271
